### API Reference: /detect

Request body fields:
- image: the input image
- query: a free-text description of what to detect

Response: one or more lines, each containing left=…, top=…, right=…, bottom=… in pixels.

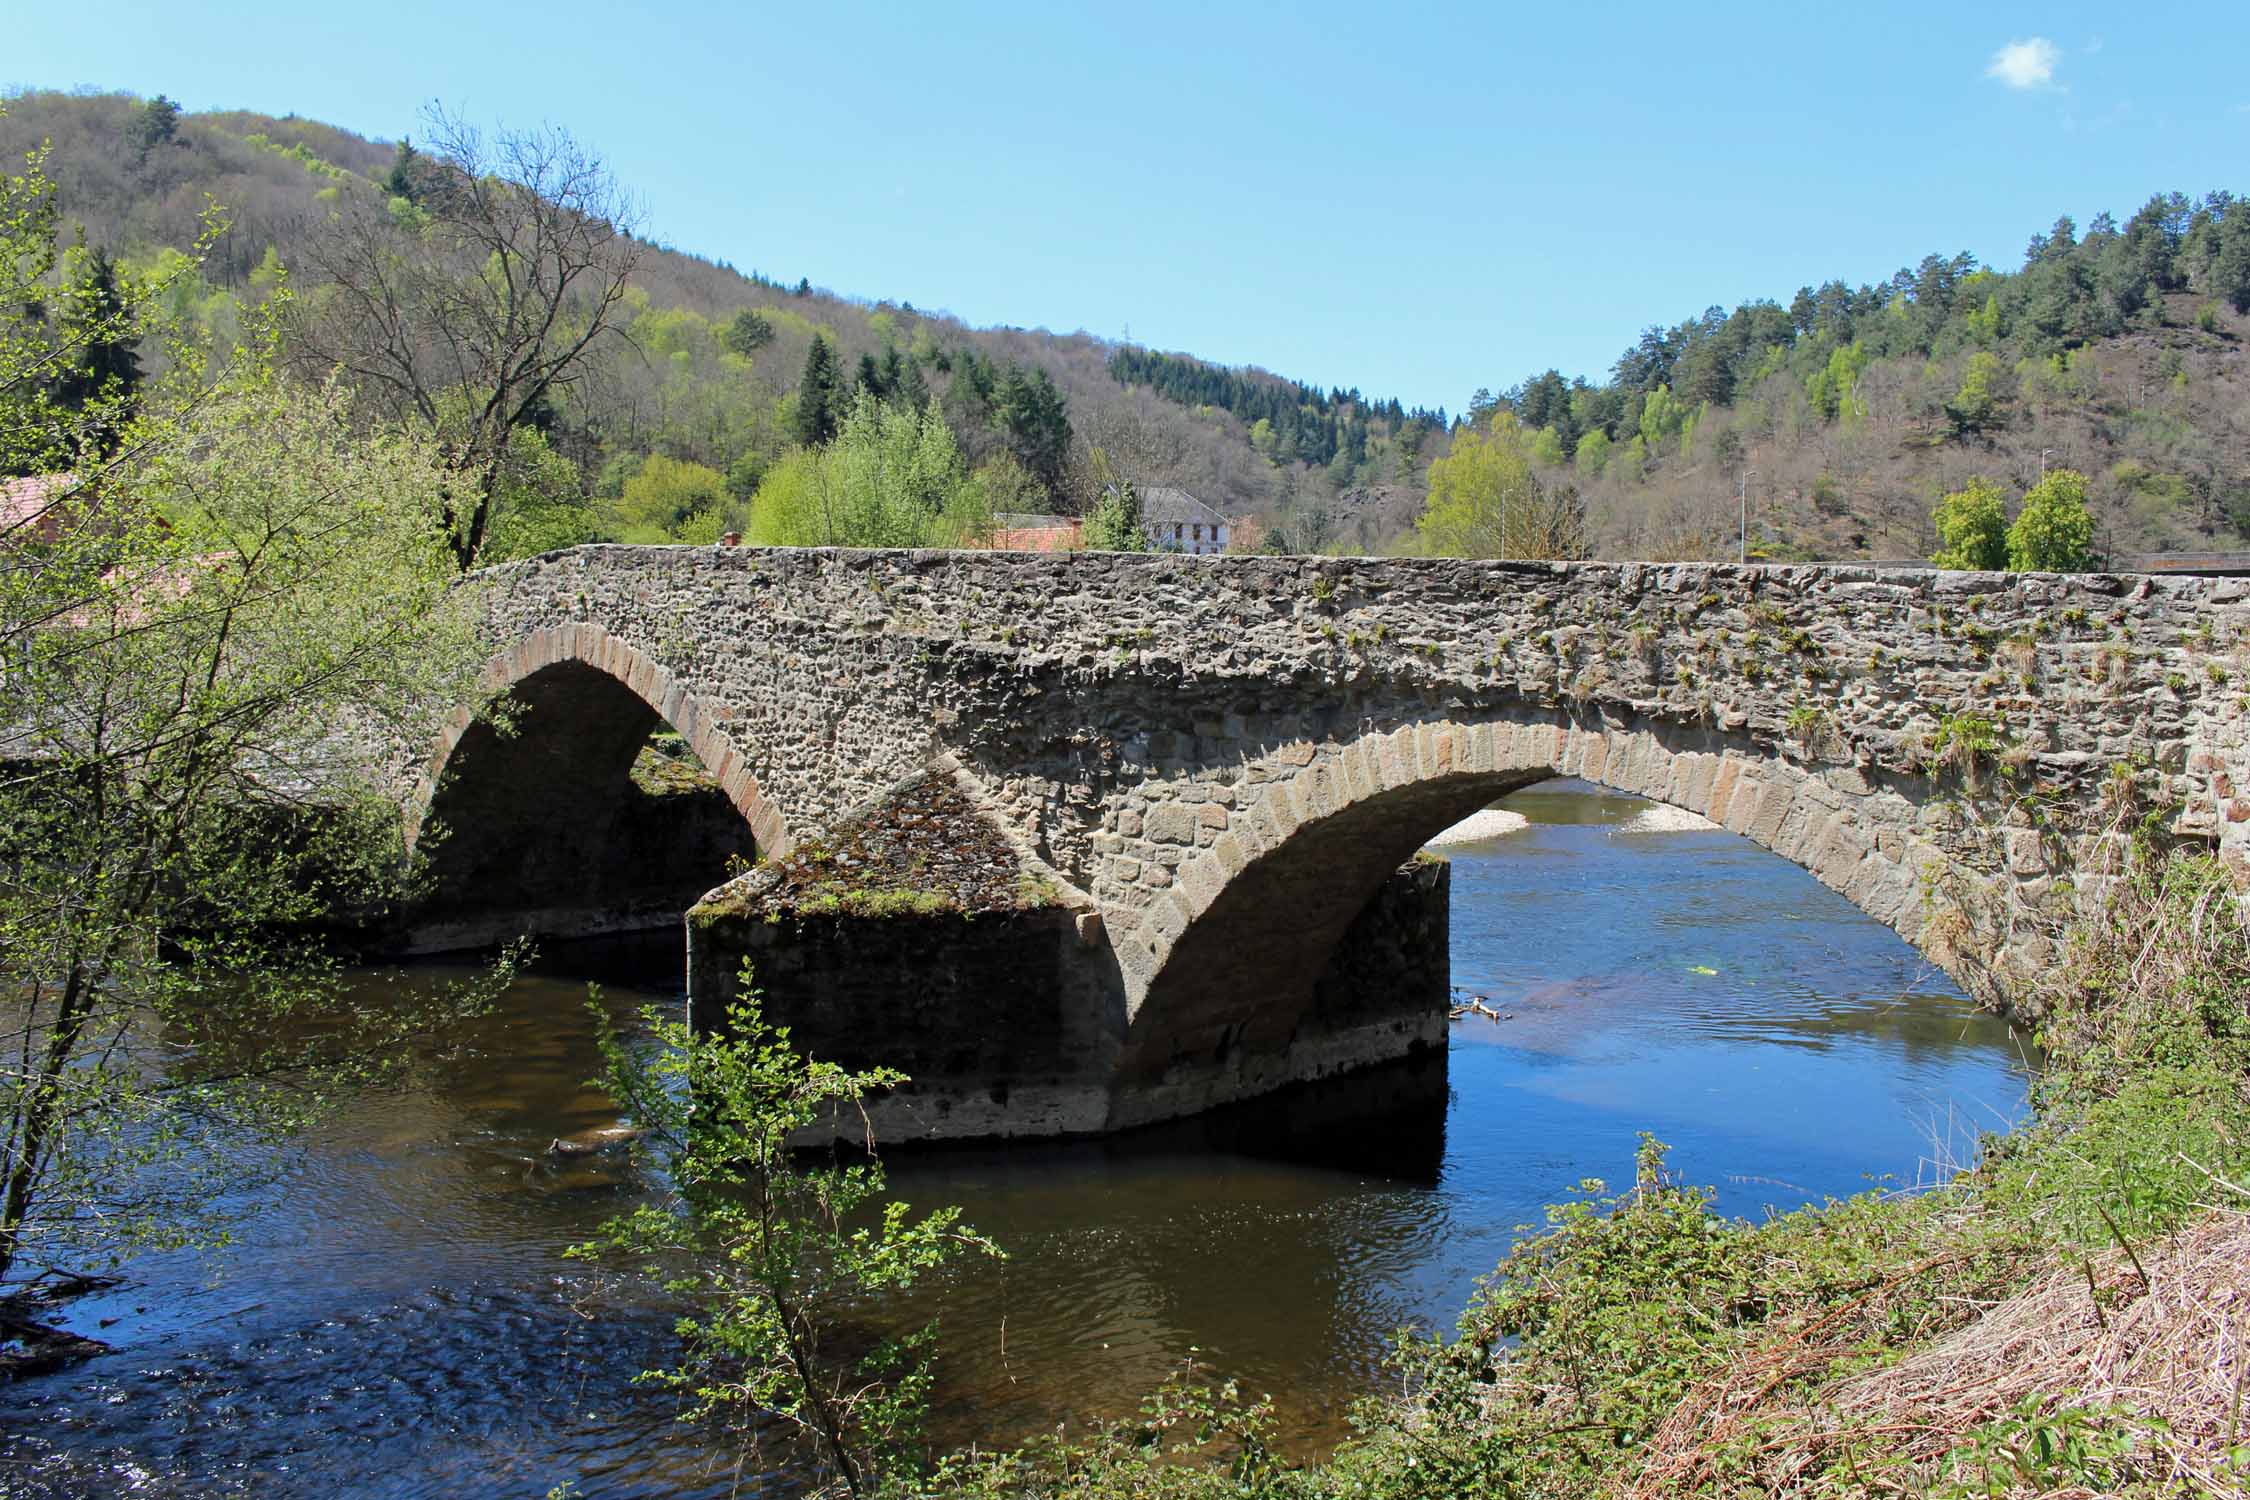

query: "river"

left=2, top=780, right=2034, bottom=1497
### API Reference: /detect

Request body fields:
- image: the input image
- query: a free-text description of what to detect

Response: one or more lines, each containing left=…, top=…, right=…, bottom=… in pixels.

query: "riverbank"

left=1422, top=808, right=1529, bottom=845
left=920, top=841, right=2250, bottom=1498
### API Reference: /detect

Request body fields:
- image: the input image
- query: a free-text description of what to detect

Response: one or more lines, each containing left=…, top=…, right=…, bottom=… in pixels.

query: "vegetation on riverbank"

left=907, top=841, right=2249, bottom=1498
left=0, top=128, right=503, bottom=1319
left=582, top=820, right=2246, bottom=1497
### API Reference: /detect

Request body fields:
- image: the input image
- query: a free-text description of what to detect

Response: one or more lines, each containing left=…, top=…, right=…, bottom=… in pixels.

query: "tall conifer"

left=796, top=334, right=842, bottom=447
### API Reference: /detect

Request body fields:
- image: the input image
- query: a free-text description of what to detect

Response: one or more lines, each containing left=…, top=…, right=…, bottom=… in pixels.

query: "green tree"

left=721, top=308, right=775, bottom=358
left=1931, top=476, right=2011, bottom=570
left=1084, top=484, right=1152, bottom=552
left=1944, top=351, right=2009, bottom=437
left=992, top=365, right=1073, bottom=499
left=1637, top=383, right=1683, bottom=450
left=127, top=95, right=180, bottom=157
left=1805, top=341, right=1870, bottom=423
left=569, top=974, right=998, bottom=1494
left=43, top=247, right=144, bottom=460
left=610, top=453, right=728, bottom=541
left=724, top=448, right=767, bottom=502
left=1, top=376, right=501, bottom=1291
left=1574, top=427, right=1613, bottom=477
left=1415, top=413, right=1554, bottom=558
left=2, top=149, right=163, bottom=479
left=751, top=394, right=987, bottom=549
left=479, top=424, right=595, bottom=560
left=382, top=139, right=421, bottom=202
left=0, top=144, right=507, bottom=1298
left=2007, top=468, right=2098, bottom=571
left=958, top=452, right=1042, bottom=527
left=795, top=333, right=843, bottom=447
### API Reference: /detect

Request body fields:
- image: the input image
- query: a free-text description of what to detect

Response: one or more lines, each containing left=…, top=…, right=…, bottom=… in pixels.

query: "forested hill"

left=0, top=89, right=1437, bottom=547
left=1468, top=195, right=2250, bottom=561
left=8, top=87, right=2247, bottom=563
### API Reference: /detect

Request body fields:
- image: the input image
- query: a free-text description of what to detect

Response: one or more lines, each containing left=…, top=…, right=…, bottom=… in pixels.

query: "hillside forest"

left=6, top=87, right=2249, bottom=566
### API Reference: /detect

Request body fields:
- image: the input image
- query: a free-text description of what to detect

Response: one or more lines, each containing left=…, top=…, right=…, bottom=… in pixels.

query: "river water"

left=3, top=781, right=2034, bottom=1497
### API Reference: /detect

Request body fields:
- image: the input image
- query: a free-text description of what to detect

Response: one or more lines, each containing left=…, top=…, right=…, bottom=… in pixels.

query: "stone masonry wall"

left=424, top=545, right=2250, bottom=1123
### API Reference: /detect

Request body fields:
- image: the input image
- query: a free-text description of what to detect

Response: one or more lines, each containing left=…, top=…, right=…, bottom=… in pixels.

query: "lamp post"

left=1738, top=468, right=1758, bottom=566
left=2040, top=448, right=2052, bottom=479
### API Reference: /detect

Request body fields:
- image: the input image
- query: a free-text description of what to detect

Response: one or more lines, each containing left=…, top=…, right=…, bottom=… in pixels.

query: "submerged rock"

left=546, top=1124, right=648, bottom=1158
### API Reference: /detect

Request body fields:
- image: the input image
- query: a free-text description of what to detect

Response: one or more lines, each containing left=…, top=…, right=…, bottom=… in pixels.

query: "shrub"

left=1932, top=477, right=2010, bottom=570
left=2007, top=468, right=2098, bottom=572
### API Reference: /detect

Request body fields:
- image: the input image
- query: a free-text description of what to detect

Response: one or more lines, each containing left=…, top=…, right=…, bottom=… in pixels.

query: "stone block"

left=1146, top=805, right=1199, bottom=845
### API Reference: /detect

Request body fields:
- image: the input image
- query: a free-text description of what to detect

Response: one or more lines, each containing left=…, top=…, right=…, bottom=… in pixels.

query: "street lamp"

left=2040, top=448, right=2053, bottom=478
left=1739, top=468, right=1758, bottom=566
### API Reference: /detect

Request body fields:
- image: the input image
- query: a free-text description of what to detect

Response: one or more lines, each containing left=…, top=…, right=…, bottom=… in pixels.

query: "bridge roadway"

left=398, top=545, right=2250, bottom=1136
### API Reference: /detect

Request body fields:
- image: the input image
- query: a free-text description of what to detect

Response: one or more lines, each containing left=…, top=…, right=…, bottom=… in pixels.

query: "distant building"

left=1134, top=486, right=1231, bottom=555
left=980, top=491, right=1242, bottom=556
left=992, top=512, right=1083, bottom=552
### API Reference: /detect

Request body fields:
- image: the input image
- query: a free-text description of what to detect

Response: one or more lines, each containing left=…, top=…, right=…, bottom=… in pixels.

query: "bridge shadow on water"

left=522, top=928, right=1452, bottom=1183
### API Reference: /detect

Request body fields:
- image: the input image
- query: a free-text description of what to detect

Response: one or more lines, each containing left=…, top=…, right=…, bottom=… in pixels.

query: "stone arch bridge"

left=404, top=546, right=2250, bottom=1138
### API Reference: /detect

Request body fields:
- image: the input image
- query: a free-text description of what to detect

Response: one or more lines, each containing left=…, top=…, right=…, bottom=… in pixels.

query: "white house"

left=1137, top=486, right=1231, bottom=555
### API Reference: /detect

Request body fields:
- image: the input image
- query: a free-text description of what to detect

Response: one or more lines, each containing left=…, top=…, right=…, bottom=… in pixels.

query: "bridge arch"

left=1105, top=714, right=1961, bottom=1122
left=403, top=624, right=790, bottom=950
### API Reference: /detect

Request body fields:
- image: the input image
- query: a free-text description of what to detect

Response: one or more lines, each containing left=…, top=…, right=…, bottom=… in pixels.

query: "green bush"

left=2006, top=468, right=2097, bottom=572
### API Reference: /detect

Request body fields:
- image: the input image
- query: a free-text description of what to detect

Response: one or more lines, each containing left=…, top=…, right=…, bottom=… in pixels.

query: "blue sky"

left=10, top=2, right=2248, bottom=411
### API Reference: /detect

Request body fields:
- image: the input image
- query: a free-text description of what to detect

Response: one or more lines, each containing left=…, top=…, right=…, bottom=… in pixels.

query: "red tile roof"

left=1, top=473, right=80, bottom=543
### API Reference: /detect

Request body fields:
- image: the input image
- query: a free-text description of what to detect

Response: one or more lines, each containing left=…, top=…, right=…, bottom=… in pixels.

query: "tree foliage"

left=751, top=391, right=991, bottom=549
left=1, top=148, right=162, bottom=479
left=1931, top=476, right=2011, bottom=570
left=2007, top=467, right=2098, bottom=571
left=795, top=332, right=843, bottom=447
left=570, top=973, right=998, bottom=1495
left=1930, top=470, right=2099, bottom=572
left=610, top=452, right=728, bottom=542
left=722, top=307, right=775, bottom=358
left=1944, top=351, right=2009, bottom=437
left=1415, top=413, right=1584, bottom=560
left=1, top=165, right=501, bottom=1285
left=1083, top=477, right=1152, bottom=552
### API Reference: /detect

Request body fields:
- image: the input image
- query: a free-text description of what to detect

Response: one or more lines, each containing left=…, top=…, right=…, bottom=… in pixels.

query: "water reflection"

left=2, top=781, right=2036, bottom=1495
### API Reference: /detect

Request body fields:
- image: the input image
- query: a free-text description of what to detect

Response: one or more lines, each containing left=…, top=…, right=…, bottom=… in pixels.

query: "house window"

left=1192, top=524, right=1202, bottom=541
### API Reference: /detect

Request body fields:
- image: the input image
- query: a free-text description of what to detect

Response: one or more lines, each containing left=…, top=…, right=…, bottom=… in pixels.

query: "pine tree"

left=795, top=335, right=842, bottom=447
left=50, top=248, right=142, bottom=455
left=384, top=140, right=421, bottom=201
left=127, top=95, right=180, bottom=158
left=994, top=366, right=1072, bottom=500
left=721, top=308, right=774, bottom=358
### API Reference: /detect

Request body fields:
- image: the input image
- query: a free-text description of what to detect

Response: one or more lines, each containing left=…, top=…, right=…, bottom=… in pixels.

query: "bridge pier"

left=684, top=768, right=1452, bottom=1142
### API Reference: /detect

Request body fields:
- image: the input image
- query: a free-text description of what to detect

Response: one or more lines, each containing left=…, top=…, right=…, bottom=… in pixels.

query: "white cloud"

left=1986, top=37, right=2061, bottom=90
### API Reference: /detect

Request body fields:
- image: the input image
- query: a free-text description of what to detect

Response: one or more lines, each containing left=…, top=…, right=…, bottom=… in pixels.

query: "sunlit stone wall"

left=419, top=544, right=2250, bottom=1127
